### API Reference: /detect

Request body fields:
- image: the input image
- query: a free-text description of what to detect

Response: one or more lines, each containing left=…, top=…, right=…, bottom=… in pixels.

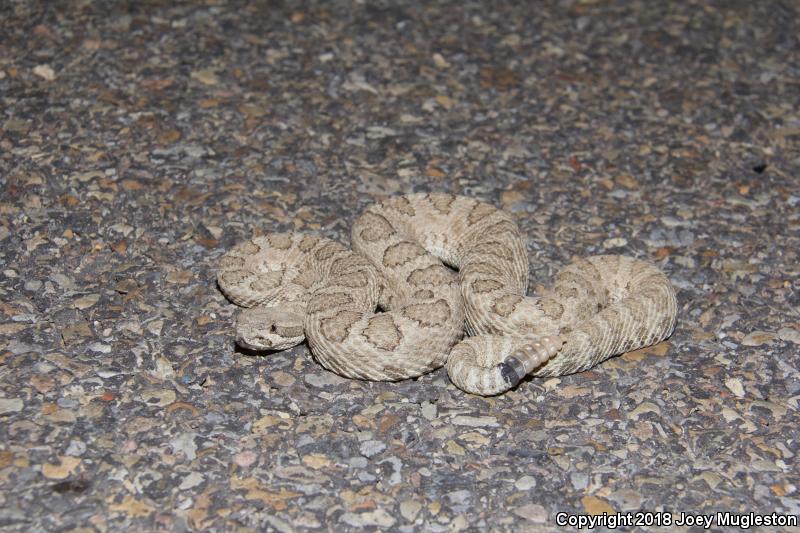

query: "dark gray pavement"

left=1, top=1, right=798, bottom=531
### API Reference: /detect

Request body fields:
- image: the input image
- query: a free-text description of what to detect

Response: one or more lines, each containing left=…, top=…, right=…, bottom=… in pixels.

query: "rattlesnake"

left=217, top=193, right=677, bottom=395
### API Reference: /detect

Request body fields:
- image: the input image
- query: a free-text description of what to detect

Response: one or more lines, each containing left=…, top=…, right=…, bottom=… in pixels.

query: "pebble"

left=262, top=515, right=293, bottom=533
left=449, top=514, right=469, bottom=531
left=169, top=432, right=198, bottom=461
left=65, top=440, right=87, bottom=457
left=778, top=328, right=800, bottom=344
left=721, top=407, right=742, bottom=422
left=725, top=378, right=745, bottom=398
left=602, top=237, right=628, bottom=249
left=51, top=273, right=77, bottom=290
left=514, top=475, right=536, bottom=491
left=512, top=503, right=548, bottom=523
left=357, top=471, right=376, bottom=482
left=151, top=356, right=176, bottom=381
left=87, top=342, right=112, bottom=354
left=696, top=471, right=722, bottom=489
left=341, top=509, right=396, bottom=528
left=450, top=415, right=498, bottom=427
left=179, top=472, right=204, bottom=490
left=582, top=495, right=614, bottom=515
left=42, top=457, right=81, bottom=479
left=400, top=500, right=422, bottom=522
left=305, top=371, right=348, bottom=388
left=432, top=52, right=450, bottom=68
left=421, top=401, right=437, bottom=420
left=608, top=489, right=643, bottom=511
left=146, top=320, right=164, bottom=336
left=360, top=440, right=386, bottom=458
left=233, top=451, right=257, bottom=468
left=73, top=294, right=101, bottom=309
left=272, top=371, right=296, bottom=387
left=379, top=456, right=402, bottom=485
left=24, top=280, right=42, bottom=291
left=446, top=489, right=471, bottom=505
left=7, top=341, right=37, bottom=355
left=348, top=457, right=368, bottom=468
left=302, top=454, right=332, bottom=469
left=190, top=68, right=218, bottom=85
left=57, top=398, right=78, bottom=409
left=0, top=398, right=24, bottom=415
left=138, top=388, right=176, bottom=407
left=293, top=513, right=321, bottom=528
left=33, top=64, right=55, bottom=80
left=741, top=331, right=777, bottom=346
left=570, top=472, right=589, bottom=490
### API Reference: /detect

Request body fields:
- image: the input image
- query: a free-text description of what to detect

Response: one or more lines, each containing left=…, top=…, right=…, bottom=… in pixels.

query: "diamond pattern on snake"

left=217, top=193, right=677, bottom=395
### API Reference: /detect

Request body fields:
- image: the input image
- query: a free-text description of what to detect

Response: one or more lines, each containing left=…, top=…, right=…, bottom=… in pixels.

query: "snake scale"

left=217, top=193, right=677, bottom=395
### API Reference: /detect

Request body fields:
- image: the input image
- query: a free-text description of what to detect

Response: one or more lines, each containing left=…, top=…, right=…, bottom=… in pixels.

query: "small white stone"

left=725, top=377, right=745, bottom=398
left=146, top=320, right=164, bottom=336
left=778, top=328, right=800, bottom=344
left=360, top=440, right=386, bottom=458
left=421, top=401, right=437, bottom=421
left=177, top=497, right=193, bottom=510
left=33, top=64, right=56, bottom=80
left=341, top=509, right=396, bottom=528
left=24, top=280, right=42, bottom=291
left=515, top=475, right=536, bottom=490
left=450, top=415, right=498, bottom=427
left=348, top=456, right=367, bottom=468
left=51, top=273, right=77, bottom=290
left=152, top=356, right=176, bottom=381
left=179, top=472, right=204, bottom=490
left=400, top=500, right=422, bottom=522
left=205, top=225, right=223, bottom=239
left=721, top=407, right=741, bottom=422
left=190, top=68, right=218, bottom=85
left=399, top=114, right=423, bottom=124
left=543, top=378, right=561, bottom=391
left=305, top=371, right=348, bottom=388
left=432, top=52, right=450, bottom=68
left=608, top=488, right=643, bottom=511
left=65, top=440, right=87, bottom=456
left=602, top=237, right=628, bottom=249
left=570, top=472, right=588, bottom=490
left=109, top=223, right=134, bottom=236
left=170, top=432, right=198, bottom=461
left=87, top=342, right=112, bottom=353
left=74, top=293, right=101, bottom=309
left=0, top=398, right=24, bottom=415
left=512, top=503, right=548, bottom=523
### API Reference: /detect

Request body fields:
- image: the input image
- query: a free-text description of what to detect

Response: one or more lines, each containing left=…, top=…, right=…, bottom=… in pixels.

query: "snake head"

left=235, top=304, right=305, bottom=351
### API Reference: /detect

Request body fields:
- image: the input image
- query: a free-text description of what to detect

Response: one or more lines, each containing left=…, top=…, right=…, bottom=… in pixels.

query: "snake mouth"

left=236, top=335, right=272, bottom=351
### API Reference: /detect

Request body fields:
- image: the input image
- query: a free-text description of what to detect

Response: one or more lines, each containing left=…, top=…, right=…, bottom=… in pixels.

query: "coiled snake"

left=217, top=193, right=677, bottom=395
